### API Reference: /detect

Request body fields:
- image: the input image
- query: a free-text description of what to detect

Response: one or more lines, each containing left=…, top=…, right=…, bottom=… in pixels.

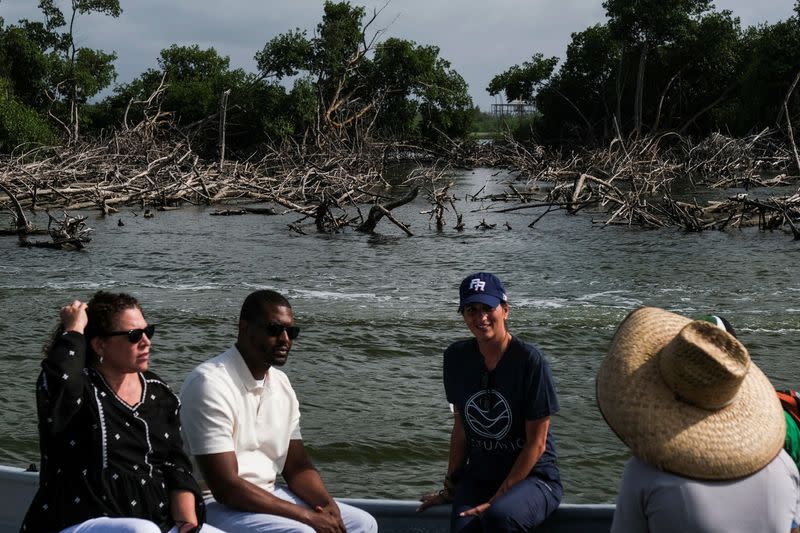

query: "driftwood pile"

left=458, top=129, right=800, bottom=237
left=0, top=80, right=453, bottom=246
left=25, top=211, right=93, bottom=249
left=1, top=95, right=800, bottom=246
left=0, top=128, right=446, bottom=246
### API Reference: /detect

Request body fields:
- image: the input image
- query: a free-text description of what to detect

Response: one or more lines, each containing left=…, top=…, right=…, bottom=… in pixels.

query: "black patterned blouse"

left=20, top=331, right=205, bottom=532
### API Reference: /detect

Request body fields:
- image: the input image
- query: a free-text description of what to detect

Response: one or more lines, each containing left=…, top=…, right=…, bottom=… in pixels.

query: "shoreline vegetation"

left=1, top=1, right=799, bottom=247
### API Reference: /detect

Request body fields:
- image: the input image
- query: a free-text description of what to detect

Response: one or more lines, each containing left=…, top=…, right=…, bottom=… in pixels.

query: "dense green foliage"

left=470, top=109, right=540, bottom=142
left=0, top=1, right=473, bottom=154
left=255, top=3, right=474, bottom=144
left=0, top=0, right=121, bottom=146
left=0, top=77, right=57, bottom=150
left=489, top=1, right=800, bottom=144
left=94, top=44, right=256, bottom=151
left=2, top=1, right=799, bottom=152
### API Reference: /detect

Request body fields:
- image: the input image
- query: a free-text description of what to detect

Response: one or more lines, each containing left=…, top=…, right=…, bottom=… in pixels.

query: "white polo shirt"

left=180, top=345, right=302, bottom=494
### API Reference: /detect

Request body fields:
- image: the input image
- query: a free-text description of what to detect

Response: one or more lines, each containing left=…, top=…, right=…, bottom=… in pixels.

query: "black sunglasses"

left=104, top=324, right=155, bottom=343
left=261, top=322, right=300, bottom=340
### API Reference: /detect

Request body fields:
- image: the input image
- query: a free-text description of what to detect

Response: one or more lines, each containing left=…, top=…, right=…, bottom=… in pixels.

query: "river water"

left=1, top=167, right=799, bottom=504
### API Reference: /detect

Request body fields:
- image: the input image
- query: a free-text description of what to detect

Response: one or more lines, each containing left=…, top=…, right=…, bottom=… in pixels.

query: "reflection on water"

left=1, top=168, right=799, bottom=502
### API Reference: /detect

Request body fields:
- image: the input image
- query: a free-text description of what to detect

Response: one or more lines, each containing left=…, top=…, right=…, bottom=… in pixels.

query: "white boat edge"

left=0, top=465, right=614, bottom=532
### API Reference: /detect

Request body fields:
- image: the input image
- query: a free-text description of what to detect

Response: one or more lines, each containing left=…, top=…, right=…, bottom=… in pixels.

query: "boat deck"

left=0, top=466, right=614, bottom=532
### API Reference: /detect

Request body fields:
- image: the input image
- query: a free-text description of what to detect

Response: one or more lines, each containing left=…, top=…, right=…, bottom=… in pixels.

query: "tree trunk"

left=633, top=43, right=649, bottom=136
left=68, top=5, right=79, bottom=144
left=652, top=70, right=681, bottom=132
left=785, top=102, right=800, bottom=176
left=218, top=89, right=231, bottom=171
left=776, top=69, right=800, bottom=126
left=71, top=100, right=79, bottom=143
left=615, top=53, right=624, bottom=132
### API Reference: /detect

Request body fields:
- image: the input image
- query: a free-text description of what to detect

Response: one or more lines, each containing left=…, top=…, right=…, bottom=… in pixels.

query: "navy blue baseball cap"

left=458, top=272, right=508, bottom=313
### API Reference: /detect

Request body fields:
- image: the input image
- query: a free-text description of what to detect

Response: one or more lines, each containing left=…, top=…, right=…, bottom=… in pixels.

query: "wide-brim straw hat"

left=596, top=307, right=785, bottom=480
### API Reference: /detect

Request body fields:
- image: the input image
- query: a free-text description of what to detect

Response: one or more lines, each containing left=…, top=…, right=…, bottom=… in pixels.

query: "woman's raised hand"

left=60, top=300, right=88, bottom=334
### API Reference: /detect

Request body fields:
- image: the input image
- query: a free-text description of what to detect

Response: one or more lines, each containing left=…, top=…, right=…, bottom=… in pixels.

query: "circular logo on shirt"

left=464, top=390, right=512, bottom=439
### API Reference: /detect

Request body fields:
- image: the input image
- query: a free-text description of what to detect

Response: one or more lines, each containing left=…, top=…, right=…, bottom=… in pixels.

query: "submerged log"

left=0, top=182, right=32, bottom=236
left=245, top=207, right=278, bottom=215
left=422, top=182, right=457, bottom=231
left=17, top=211, right=92, bottom=249
left=356, top=187, right=418, bottom=234
left=210, top=209, right=248, bottom=216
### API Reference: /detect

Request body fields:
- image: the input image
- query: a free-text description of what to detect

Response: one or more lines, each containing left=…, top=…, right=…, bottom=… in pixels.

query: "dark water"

left=1, top=168, right=799, bottom=503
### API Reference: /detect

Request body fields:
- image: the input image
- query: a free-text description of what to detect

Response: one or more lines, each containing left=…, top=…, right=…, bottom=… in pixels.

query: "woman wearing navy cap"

left=418, top=272, right=562, bottom=532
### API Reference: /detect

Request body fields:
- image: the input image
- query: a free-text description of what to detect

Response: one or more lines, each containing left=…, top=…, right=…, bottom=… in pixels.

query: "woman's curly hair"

left=44, top=291, right=141, bottom=364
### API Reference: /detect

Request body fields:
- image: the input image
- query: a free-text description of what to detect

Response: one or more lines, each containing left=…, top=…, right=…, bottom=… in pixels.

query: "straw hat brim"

left=596, top=307, right=785, bottom=480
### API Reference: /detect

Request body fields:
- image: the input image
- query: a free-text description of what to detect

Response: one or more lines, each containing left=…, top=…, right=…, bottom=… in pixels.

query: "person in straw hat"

left=696, top=314, right=800, bottom=477
left=597, top=307, right=800, bottom=533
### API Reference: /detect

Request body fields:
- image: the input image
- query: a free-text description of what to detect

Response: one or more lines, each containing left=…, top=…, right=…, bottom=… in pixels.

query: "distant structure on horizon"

left=491, top=99, right=536, bottom=117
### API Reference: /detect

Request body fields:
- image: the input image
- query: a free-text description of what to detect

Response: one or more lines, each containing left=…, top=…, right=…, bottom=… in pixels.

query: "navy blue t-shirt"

left=443, top=335, right=560, bottom=483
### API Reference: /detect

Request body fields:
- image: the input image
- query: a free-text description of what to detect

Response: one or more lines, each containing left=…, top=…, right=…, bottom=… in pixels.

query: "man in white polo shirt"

left=180, top=289, right=377, bottom=532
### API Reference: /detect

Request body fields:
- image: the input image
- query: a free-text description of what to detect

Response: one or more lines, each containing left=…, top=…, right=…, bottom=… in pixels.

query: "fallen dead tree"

left=356, top=186, right=418, bottom=235
left=0, top=122, right=445, bottom=237
left=458, top=130, right=800, bottom=238
left=0, top=82, right=454, bottom=239
left=465, top=129, right=796, bottom=185
left=14, top=210, right=93, bottom=249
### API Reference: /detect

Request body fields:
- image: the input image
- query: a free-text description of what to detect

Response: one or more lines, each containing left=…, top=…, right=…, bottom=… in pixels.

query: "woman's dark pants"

left=450, top=475, right=563, bottom=532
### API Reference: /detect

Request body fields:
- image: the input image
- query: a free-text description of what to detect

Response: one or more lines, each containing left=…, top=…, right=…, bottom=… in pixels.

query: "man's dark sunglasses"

left=262, top=322, right=300, bottom=340
left=104, top=324, right=155, bottom=343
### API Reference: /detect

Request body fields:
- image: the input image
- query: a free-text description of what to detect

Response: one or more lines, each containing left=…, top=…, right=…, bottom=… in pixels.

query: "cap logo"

left=469, top=279, right=486, bottom=291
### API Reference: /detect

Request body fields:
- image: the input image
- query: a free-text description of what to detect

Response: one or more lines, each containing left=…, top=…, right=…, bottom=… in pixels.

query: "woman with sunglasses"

left=21, top=291, right=222, bottom=533
left=418, top=272, right=562, bottom=532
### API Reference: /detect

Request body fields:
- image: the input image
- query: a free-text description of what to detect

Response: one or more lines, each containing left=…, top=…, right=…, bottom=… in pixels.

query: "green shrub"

left=508, top=115, right=540, bottom=143
left=0, top=78, right=57, bottom=151
left=471, top=109, right=541, bottom=142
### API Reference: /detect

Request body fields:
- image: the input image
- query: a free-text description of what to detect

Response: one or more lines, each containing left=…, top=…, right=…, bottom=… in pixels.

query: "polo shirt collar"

left=227, top=344, right=269, bottom=392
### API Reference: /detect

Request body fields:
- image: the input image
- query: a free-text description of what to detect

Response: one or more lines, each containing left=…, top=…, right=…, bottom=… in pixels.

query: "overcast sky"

left=1, top=0, right=795, bottom=109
